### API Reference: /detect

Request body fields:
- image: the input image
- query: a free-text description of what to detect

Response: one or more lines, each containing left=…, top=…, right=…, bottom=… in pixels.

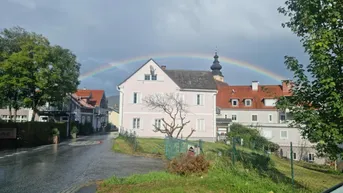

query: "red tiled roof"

left=74, top=89, right=105, bottom=107
left=216, top=81, right=292, bottom=110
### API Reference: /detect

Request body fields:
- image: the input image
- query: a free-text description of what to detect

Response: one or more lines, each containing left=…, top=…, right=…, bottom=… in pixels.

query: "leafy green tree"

left=277, top=0, right=343, bottom=159
left=0, top=27, right=30, bottom=121
left=0, top=26, right=80, bottom=121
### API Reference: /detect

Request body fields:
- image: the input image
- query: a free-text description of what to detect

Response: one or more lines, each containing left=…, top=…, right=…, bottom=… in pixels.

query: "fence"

left=165, top=137, right=203, bottom=160
left=119, top=129, right=138, bottom=151
left=0, top=122, right=68, bottom=149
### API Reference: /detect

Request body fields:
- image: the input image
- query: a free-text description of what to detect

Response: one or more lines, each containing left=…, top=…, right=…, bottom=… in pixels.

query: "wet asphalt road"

left=0, top=132, right=164, bottom=193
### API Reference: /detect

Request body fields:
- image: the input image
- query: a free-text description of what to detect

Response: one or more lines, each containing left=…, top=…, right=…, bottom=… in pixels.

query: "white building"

left=212, top=53, right=325, bottom=165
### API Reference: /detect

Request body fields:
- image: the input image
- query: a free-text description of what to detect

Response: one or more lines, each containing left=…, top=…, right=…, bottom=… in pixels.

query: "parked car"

left=322, top=182, right=343, bottom=193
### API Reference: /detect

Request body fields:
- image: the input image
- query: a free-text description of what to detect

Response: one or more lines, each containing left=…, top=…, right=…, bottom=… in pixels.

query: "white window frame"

left=196, top=94, right=204, bottom=106
left=224, top=114, right=228, bottom=119
left=245, top=99, right=252, bottom=106
left=133, top=118, right=141, bottom=129
left=144, top=74, right=151, bottom=80
left=154, top=119, right=162, bottom=129
left=133, top=92, right=141, bottom=104
left=268, top=114, right=273, bottom=122
left=280, top=113, right=286, bottom=122
left=151, top=74, right=157, bottom=80
left=251, top=114, right=258, bottom=122
left=232, top=99, right=238, bottom=107
left=231, top=114, right=237, bottom=122
left=280, top=130, right=288, bottom=139
left=293, top=152, right=297, bottom=160
left=196, top=119, right=205, bottom=131
left=308, top=153, right=315, bottom=161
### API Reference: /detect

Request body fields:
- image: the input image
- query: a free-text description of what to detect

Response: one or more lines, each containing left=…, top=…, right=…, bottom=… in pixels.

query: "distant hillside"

left=107, top=95, right=119, bottom=108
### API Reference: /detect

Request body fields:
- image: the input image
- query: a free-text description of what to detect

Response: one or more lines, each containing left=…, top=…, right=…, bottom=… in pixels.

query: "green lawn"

left=105, top=136, right=343, bottom=193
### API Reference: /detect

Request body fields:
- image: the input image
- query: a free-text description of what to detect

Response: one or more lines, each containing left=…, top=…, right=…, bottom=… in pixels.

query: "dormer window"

left=231, top=99, right=238, bottom=106
left=245, top=99, right=252, bottom=106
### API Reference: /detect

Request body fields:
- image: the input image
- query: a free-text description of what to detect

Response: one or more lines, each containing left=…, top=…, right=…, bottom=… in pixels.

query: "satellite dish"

left=150, top=65, right=156, bottom=75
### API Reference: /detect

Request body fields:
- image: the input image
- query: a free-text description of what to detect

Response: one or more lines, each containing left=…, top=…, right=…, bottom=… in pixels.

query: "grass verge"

left=107, top=136, right=343, bottom=193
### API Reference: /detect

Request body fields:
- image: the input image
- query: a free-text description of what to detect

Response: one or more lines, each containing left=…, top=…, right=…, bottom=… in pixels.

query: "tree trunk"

left=13, top=109, right=17, bottom=122
left=8, top=105, right=12, bottom=122
left=31, top=108, right=37, bottom=122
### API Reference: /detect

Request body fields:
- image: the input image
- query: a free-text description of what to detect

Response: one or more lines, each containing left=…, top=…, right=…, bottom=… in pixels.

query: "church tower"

left=211, top=51, right=224, bottom=82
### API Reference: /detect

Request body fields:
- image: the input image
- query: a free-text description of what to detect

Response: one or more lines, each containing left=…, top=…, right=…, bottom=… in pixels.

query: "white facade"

left=217, top=108, right=326, bottom=164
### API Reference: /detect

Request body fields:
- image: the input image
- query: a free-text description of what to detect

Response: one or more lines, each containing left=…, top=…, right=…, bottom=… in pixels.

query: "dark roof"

left=164, top=70, right=217, bottom=90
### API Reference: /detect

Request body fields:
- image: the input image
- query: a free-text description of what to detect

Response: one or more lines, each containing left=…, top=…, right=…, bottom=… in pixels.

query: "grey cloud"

left=1, top=0, right=304, bottom=96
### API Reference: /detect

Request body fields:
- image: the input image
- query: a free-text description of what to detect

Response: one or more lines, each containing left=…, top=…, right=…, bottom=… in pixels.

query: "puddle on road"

left=69, top=141, right=101, bottom=146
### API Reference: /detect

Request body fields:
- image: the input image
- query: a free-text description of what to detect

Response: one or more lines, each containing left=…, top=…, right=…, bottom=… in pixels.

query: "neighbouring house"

left=212, top=52, right=325, bottom=164
left=70, top=89, right=109, bottom=131
left=117, top=58, right=218, bottom=142
left=0, top=108, right=32, bottom=122
left=0, top=89, right=109, bottom=132
left=108, top=104, right=119, bottom=127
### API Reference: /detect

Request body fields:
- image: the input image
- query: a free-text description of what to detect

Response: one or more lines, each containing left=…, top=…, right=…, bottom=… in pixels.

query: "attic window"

left=151, top=74, right=157, bottom=80
left=245, top=99, right=252, bottom=106
left=231, top=99, right=238, bottom=106
left=144, top=74, right=151, bottom=80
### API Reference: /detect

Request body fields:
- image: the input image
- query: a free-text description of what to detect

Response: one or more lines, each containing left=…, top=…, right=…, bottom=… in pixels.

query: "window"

left=133, top=118, right=140, bottom=129
left=252, top=115, right=258, bottom=122
left=245, top=99, right=252, bottom=106
left=262, top=130, right=272, bottom=139
left=224, top=114, right=227, bottom=119
left=82, top=116, right=86, bottom=124
left=133, top=92, right=140, bottom=104
left=87, top=116, right=91, bottom=122
left=22, top=115, right=27, bottom=119
left=293, top=153, right=297, bottom=160
left=308, top=153, right=315, bottom=161
left=280, top=113, right=286, bottom=121
left=232, top=99, right=238, bottom=106
left=144, top=74, right=151, bottom=80
left=196, top=119, right=205, bottom=131
left=155, top=119, right=161, bottom=129
left=269, top=114, right=273, bottom=122
left=232, top=114, right=237, bottom=121
left=280, top=130, right=288, bottom=139
left=196, top=94, right=204, bottom=105
left=151, top=75, right=157, bottom=80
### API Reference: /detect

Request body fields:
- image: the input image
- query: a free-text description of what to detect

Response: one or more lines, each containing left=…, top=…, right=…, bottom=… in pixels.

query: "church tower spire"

left=211, top=50, right=224, bottom=82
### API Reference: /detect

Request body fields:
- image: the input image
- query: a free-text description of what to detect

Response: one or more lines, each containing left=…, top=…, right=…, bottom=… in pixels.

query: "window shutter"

left=137, top=74, right=144, bottom=81
left=140, top=118, right=143, bottom=130
left=159, top=75, right=164, bottom=81
left=139, top=93, right=142, bottom=103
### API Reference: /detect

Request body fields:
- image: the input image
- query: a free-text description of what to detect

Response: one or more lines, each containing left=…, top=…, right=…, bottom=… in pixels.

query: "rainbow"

left=79, top=53, right=286, bottom=82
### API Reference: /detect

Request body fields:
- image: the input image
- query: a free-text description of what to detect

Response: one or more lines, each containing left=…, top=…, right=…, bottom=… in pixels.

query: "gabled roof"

left=73, top=89, right=105, bottom=107
left=216, top=84, right=292, bottom=110
left=118, top=58, right=217, bottom=90
left=164, top=70, right=217, bottom=90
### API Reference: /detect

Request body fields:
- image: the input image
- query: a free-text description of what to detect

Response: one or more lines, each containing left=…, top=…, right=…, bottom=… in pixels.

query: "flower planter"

left=71, top=133, right=77, bottom=139
left=52, top=135, right=59, bottom=144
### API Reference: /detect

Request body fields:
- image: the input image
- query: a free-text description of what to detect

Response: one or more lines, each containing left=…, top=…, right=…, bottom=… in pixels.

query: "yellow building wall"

left=108, top=111, right=119, bottom=127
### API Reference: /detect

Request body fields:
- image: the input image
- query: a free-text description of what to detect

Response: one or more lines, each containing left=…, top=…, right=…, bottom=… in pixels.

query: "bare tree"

left=143, top=93, right=195, bottom=140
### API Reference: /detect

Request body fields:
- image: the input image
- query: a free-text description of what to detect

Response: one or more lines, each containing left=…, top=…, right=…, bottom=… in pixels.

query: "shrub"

left=228, top=123, right=279, bottom=152
left=51, top=128, right=60, bottom=136
left=71, top=126, right=78, bottom=134
left=167, top=153, right=210, bottom=176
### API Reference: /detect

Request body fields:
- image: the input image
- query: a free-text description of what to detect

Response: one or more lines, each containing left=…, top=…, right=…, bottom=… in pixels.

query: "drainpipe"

left=116, top=86, right=124, bottom=133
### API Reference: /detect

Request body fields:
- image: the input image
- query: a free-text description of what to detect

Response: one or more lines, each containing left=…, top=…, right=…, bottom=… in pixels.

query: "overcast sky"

left=0, top=0, right=307, bottom=96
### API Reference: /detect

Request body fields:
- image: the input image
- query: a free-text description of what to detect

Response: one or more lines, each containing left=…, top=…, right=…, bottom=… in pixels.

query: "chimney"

left=252, top=81, right=259, bottom=91
left=282, top=80, right=291, bottom=93
left=161, top=65, right=166, bottom=70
